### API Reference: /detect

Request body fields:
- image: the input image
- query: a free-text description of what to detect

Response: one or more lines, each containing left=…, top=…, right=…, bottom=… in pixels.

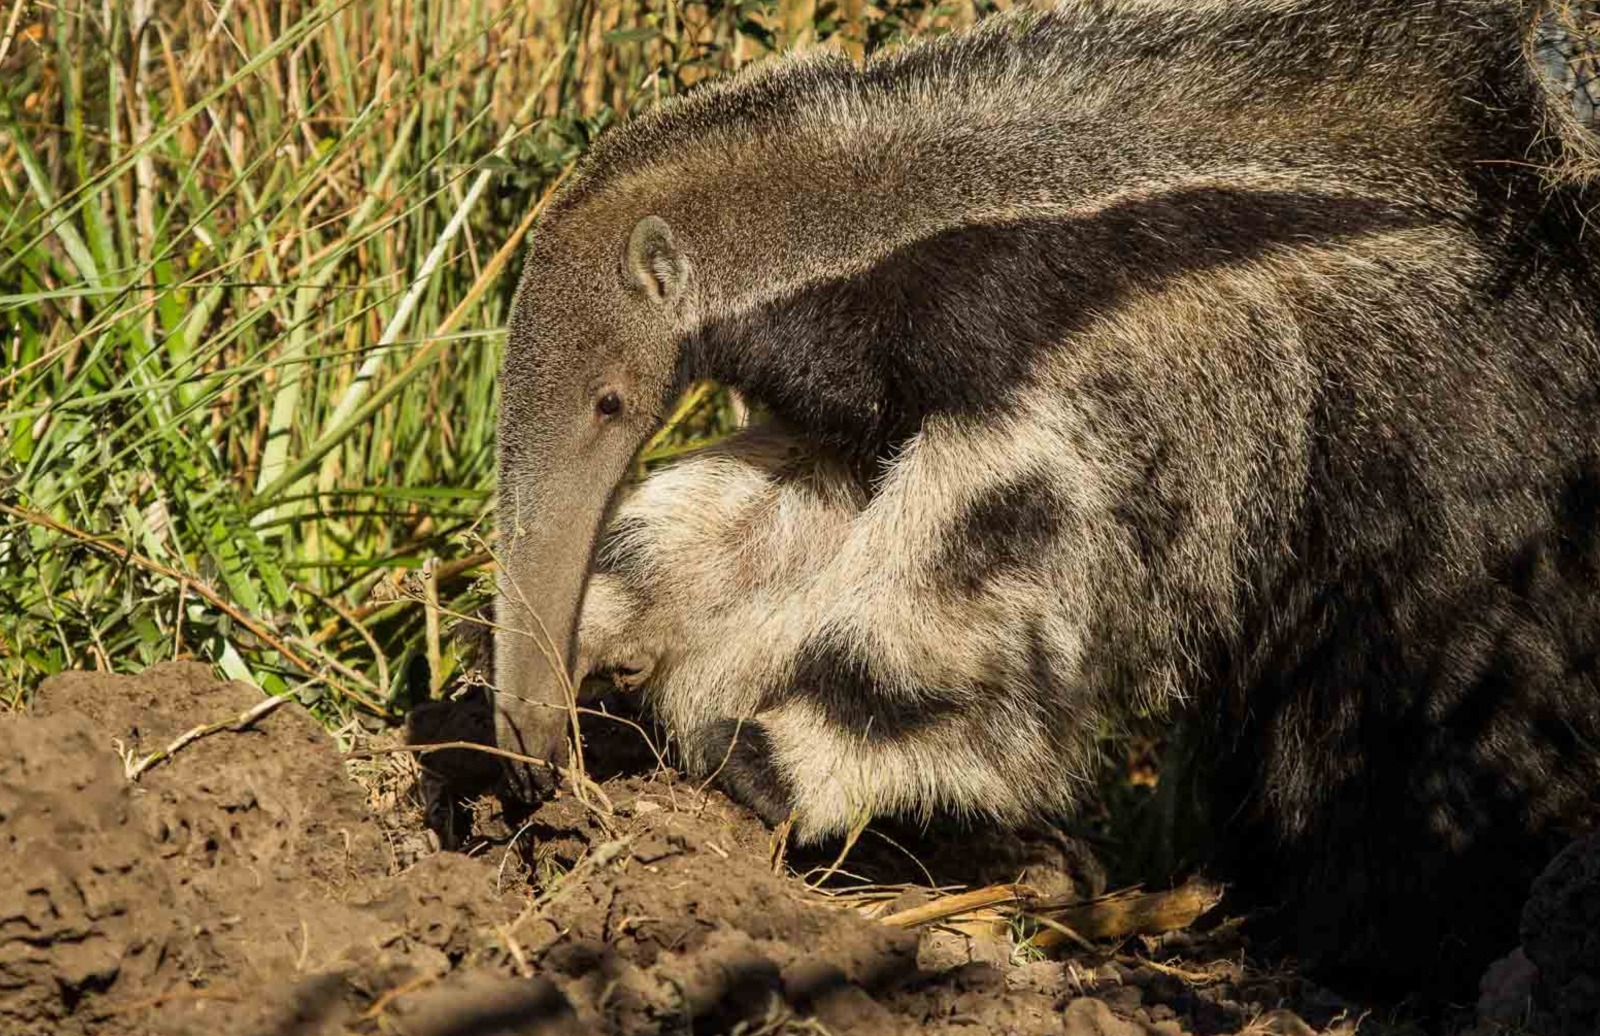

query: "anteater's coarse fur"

left=493, top=0, right=1600, bottom=996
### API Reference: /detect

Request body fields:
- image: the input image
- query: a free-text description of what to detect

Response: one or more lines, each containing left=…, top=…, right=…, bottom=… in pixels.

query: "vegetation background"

left=1, top=0, right=1010, bottom=703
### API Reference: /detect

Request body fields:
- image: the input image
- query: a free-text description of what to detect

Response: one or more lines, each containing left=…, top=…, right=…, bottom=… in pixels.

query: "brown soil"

left=0, top=663, right=1559, bottom=1036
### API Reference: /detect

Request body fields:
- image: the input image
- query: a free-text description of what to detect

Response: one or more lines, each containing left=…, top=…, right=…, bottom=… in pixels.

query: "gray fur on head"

left=495, top=0, right=1600, bottom=995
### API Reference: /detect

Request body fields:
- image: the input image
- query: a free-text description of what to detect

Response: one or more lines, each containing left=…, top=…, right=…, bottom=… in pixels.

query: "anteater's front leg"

left=577, top=412, right=1139, bottom=842
left=573, top=424, right=862, bottom=816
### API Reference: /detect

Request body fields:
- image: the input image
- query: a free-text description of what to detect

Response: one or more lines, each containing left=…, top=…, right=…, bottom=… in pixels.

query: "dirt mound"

left=0, top=663, right=1495, bottom=1035
left=3, top=663, right=512, bottom=1036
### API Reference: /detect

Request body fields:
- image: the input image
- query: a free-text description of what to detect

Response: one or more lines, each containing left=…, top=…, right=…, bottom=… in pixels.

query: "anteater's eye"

left=596, top=391, right=624, bottom=417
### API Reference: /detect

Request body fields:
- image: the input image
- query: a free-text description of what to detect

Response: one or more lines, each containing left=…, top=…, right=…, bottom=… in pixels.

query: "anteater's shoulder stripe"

left=685, top=187, right=1432, bottom=466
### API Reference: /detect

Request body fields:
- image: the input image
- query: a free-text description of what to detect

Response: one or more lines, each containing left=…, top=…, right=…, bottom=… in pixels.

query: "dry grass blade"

left=865, top=874, right=1224, bottom=956
left=879, top=882, right=1039, bottom=928
left=1021, top=877, right=1226, bottom=950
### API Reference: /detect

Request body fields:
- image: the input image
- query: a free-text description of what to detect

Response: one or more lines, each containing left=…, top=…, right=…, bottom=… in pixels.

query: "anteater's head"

left=492, top=196, right=694, bottom=795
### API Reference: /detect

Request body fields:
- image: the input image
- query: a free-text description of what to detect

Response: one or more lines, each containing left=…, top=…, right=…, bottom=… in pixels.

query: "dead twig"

left=1113, top=953, right=1233, bottom=986
left=880, top=882, right=1038, bottom=928
left=805, top=808, right=872, bottom=890
left=305, top=585, right=390, bottom=694
left=506, top=836, right=635, bottom=937
left=353, top=738, right=557, bottom=774
left=769, top=815, right=794, bottom=876
left=500, top=922, right=533, bottom=978
left=310, top=550, right=494, bottom=645
left=578, top=703, right=676, bottom=803
left=101, top=987, right=242, bottom=1015
left=361, top=971, right=441, bottom=1020
left=125, top=693, right=292, bottom=780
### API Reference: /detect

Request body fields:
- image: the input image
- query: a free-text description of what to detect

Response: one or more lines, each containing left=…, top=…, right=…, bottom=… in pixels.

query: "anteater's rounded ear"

left=1526, top=1, right=1599, bottom=184
left=624, top=215, right=690, bottom=305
